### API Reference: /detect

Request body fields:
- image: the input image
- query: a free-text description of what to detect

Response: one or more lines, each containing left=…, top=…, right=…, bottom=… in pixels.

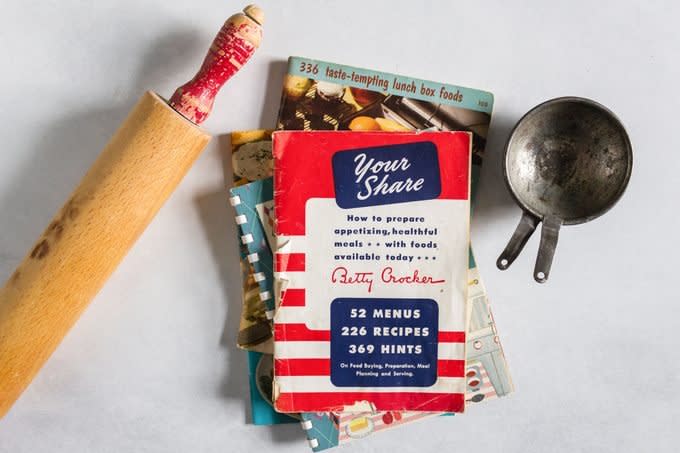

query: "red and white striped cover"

left=272, top=131, right=471, bottom=413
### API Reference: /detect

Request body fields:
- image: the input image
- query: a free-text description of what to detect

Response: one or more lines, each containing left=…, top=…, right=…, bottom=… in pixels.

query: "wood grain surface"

left=0, top=91, right=210, bottom=418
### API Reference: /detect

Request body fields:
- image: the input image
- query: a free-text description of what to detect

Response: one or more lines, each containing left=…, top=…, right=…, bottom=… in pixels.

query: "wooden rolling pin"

left=0, top=4, right=264, bottom=418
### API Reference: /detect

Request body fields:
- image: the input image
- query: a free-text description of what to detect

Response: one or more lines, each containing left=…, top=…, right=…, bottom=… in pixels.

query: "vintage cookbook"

left=229, top=178, right=276, bottom=320
left=277, top=56, right=493, bottom=200
left=298, top=259, right=504, bottom=450
left=228, top=167, right=510, bottom=438
left=273, top=57, right=512, bottom=447
left=228, top=131, right=297, bottom=424
left=230, top=178, right=296, bottom=425
left=272, top=131, right=472, bottom=414
left=227, top=174, right=294, bottom=425
left=230, top=130, right=275, bottom=352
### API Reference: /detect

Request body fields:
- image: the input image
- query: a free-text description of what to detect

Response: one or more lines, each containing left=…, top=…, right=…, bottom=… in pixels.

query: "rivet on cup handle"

left=496, top=97, right=632, bottom=283
left=533, top=215, right=562, bottom=283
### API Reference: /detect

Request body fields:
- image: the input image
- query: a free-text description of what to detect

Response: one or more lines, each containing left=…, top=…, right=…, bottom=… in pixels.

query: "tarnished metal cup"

left=496, top=97, right=633, bottom=283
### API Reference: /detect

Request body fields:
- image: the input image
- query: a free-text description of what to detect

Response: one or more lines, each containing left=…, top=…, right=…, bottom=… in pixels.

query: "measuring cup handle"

left=534, top=215, right=562, bottom=283
left=497, top=212, right=539, bottom=270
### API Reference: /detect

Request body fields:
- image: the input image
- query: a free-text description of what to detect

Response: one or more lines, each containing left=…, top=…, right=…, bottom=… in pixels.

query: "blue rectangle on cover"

left=331, top=141, right=441, bottom=209
left=330, top=297, right=438, bottom=387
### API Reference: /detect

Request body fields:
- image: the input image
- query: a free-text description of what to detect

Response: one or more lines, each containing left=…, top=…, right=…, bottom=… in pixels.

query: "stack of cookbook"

left=228, top=57, right=513, bottom=450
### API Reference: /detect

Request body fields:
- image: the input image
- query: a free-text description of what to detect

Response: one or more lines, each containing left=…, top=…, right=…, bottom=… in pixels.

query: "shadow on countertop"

left=0, top=29, right=205, bottom=280
left=192, top=59, right=303, bottom=443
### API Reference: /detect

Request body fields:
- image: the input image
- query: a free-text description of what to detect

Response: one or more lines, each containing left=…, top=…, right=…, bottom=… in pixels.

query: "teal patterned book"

left=230, top=177, right=296, bottom=425
left=229, top=178, right=276, bottom=319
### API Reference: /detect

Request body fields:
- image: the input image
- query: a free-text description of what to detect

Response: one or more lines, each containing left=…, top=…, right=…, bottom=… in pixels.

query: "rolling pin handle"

left=168, top=5, right=264, bottom=124
left=0, top=5, right=264, bottom=419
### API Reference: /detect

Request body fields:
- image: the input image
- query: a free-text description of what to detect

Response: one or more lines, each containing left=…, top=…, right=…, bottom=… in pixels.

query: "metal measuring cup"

left=496, top=97, right=633, bottom=283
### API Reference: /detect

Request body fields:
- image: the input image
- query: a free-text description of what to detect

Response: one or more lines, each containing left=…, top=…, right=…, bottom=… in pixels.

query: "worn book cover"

left=227, top=166, right=510, bottom=438
left=273, top=58, right=513, bottom=448
left=277, top=56, right=492, bottom=201
left=298, top=262, right=505, bottom=450
left=230, top=130, right=275, bottom=352
left=229, top=178, right=276, bottom=320
left=272, top=131, right=472, bottom=414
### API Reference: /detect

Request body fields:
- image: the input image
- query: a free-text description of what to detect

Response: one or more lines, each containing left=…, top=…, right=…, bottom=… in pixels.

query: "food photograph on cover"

left=0, top=1, right=674, bottom=453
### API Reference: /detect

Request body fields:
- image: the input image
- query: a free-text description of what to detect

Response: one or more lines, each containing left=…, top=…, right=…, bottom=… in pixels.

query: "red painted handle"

left=169, top=5, right=264, bottom=124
